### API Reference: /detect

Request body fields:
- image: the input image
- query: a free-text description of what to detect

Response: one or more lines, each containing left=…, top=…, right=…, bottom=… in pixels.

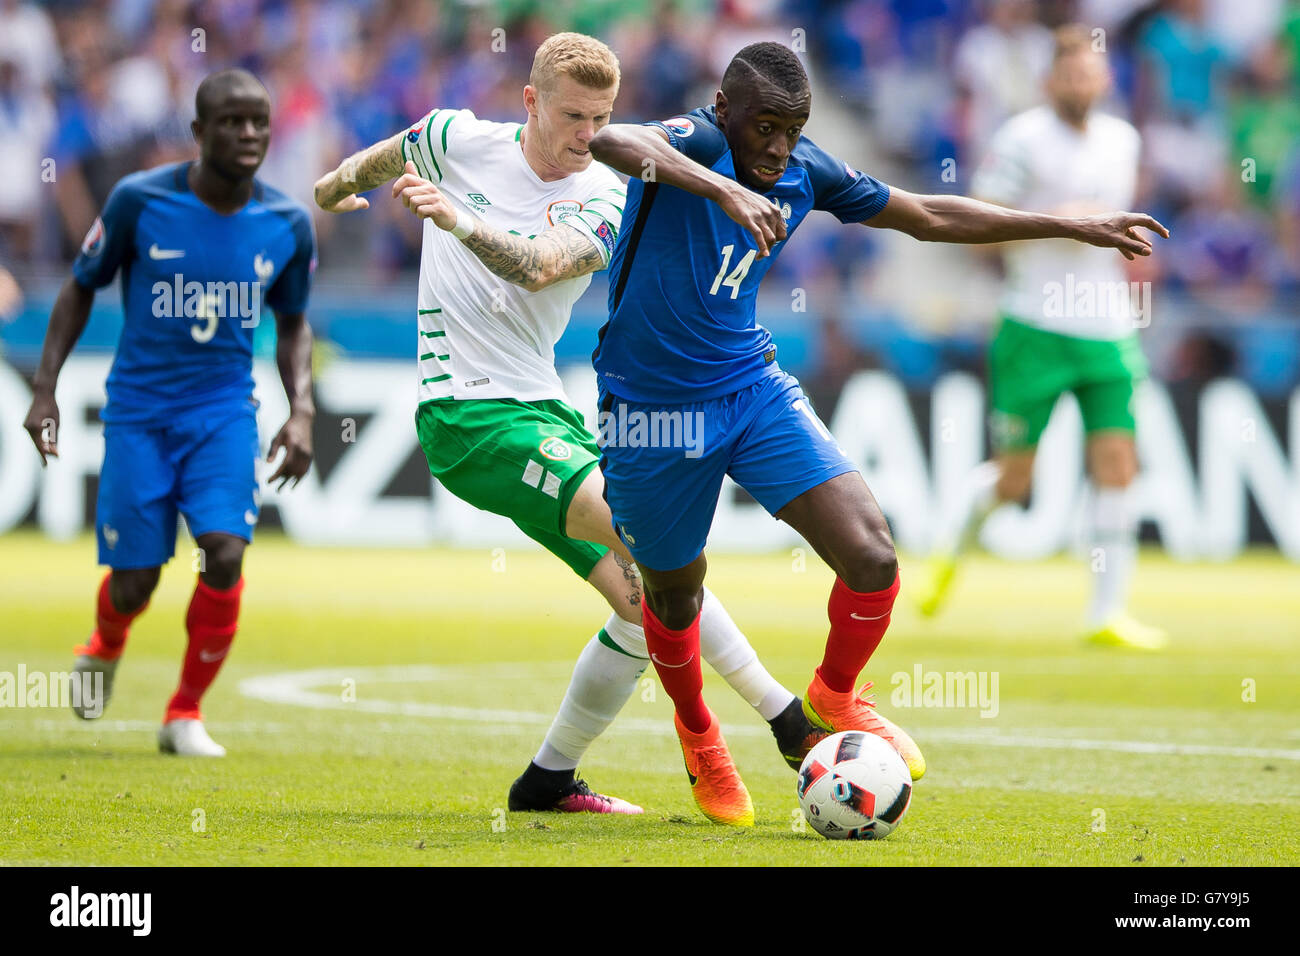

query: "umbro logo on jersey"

left=148, top=244, right=185, bottom=260
left=466, top=192, right=492, bottom=211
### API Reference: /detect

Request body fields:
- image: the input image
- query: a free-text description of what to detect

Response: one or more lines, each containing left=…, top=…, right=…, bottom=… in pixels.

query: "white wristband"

left=450, top=206, right=475, bottom=240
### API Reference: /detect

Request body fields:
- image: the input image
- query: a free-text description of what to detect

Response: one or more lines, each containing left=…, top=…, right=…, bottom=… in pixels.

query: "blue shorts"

left=96, top=400, right=261, bottom=568
left=597, top=367, right=857, bottom=571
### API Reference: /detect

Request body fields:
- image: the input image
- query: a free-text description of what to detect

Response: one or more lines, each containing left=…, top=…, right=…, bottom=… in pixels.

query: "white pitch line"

left=918, top=731, right=1300, bottom=761
left=238, top=666, right=1300, bottom=762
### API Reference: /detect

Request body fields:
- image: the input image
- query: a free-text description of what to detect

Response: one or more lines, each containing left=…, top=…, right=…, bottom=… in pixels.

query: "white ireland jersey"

left=401, top=108, right=625, bottom=403
left=971, top=105, right=1141, bottom=340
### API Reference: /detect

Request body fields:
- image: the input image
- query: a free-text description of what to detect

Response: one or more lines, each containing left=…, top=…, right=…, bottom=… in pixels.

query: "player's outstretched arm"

left=866, top=187, right=1169, bottom=260
left=589, top=124, right=787, bottom=256
left=314, top=132, right=407, bottom=214
left=390, top=162, right=605, bottom=292
left=266, top=311, right=314, bottom=490
left=22, top=277, right=96, bottom=465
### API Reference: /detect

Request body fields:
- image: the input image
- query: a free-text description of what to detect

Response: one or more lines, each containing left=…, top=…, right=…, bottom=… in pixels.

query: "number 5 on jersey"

left=709, top=244, right=756, bottom=300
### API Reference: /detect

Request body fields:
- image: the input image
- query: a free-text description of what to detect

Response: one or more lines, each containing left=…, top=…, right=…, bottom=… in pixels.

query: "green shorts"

left=415, top=396, right=607, bottom=578
left=989, top=315, right=1148, bottom=452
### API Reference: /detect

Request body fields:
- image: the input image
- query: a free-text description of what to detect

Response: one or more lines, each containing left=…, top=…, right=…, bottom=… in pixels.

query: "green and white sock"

left=533, top=612, right=646, bottom=772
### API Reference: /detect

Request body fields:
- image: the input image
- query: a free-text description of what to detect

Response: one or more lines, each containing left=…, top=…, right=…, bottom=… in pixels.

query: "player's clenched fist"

left=717, top=181, right=787, bottom=258
left=23, top=389, right=59, bottom=465
left=392, top=161, right=460, bottom=232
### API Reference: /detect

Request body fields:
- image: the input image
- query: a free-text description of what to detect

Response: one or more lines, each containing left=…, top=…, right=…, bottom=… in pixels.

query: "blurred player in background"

left=22, top=69, right=317, bottom=755
left=314, top=33, right=823, bottom=817
left=917, top=26, right=1168, bottom=651
left=588, top=41, right=1166, bottom=825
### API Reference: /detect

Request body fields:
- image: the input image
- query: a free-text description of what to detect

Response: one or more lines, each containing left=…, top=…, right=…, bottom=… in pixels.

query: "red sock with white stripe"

left=817, top=572, right=900, bottom=694
left=642, top=601, right=711, bottom=734
left=75, top=573, right=145, bottom=660
left=165, top=577, right=243, bottom=723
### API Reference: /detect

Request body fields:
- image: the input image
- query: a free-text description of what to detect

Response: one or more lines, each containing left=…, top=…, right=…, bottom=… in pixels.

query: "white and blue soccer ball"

left=797, top=731, right=913, bottom=840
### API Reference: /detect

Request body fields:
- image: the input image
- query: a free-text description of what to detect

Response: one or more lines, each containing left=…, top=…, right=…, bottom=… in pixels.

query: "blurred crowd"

left=0, top=0, right=1297, bottom=391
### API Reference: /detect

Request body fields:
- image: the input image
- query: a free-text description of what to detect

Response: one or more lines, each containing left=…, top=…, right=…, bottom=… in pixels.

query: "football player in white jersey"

left=918, top=25, right=1167, bottom=649
left=314, top=33, right=820, bottom=816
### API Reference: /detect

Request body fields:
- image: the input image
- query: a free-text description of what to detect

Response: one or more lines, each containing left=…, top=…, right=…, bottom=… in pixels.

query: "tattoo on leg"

left=614, top=553, right=642, bottom=608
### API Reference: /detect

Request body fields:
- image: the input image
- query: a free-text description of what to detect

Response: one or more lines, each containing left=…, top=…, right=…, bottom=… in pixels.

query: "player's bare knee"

left=1092, top=452, right=1136, bottom=489
left=196, top=537, right=245, bottom=590
left=644, top=586, right=702, bottom=630
left=838, top=535, right=897, bottom=594
left=997, top=466, right=1033, bottom=504
left=110, top=568, right=160, bottom=612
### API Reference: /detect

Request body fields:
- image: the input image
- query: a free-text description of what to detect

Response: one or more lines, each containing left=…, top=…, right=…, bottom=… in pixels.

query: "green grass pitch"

left=1, top=530, right=1296, bottom=866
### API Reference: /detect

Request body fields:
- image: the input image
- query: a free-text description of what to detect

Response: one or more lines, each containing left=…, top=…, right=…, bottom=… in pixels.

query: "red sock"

left=642, top=600, right=711, bottom=734
left=76, top=573, right=146, bottom=660
left=817, top=572, right=900, bottom=694
left=165, top=577, right=244, bottom=723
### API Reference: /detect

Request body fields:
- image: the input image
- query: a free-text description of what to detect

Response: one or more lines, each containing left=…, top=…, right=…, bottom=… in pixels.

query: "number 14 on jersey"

left=709, top=244, right=756, bottom=300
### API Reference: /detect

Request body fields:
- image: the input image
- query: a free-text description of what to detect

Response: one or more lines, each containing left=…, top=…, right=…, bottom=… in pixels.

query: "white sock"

left=532, top=613, right=647, bottom=771
left=934, top=461, right=1001, bottom=555
left=698, top=587, right=794, bottom=721
left=1086, top=485, right=1137, bottom=627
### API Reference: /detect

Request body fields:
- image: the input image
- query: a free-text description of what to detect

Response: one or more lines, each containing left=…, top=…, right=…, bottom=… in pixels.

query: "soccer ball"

left=797, top=731, right=913, bottom=840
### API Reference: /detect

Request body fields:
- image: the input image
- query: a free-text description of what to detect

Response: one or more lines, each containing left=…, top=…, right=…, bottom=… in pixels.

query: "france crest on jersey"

left=72, top=161, right=316, bottom=425
left=593, top=105, right=890, bottom=404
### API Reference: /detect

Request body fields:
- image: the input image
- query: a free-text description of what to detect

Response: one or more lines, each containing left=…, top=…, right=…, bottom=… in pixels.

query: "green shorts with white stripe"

left=415, top=396, right=607, bottom=578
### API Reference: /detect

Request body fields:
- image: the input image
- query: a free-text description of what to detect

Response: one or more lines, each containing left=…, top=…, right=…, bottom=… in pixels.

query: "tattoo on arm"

left=320, top=133, right=407, bottom=206
left=613, top=553, right=643, bottom=608
left=461, top=222, right=605, bottom=292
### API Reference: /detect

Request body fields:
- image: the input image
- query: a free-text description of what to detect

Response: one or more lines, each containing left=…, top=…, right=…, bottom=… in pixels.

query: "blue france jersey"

left=593, top=106, right=891, bottom=403
left=72, top=162, right=316, bottom=424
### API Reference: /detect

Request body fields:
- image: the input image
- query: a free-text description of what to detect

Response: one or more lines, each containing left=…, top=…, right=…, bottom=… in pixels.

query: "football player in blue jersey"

left=23, top=69, right=317, bottom=756
left=588, top=42, right=1167, bottom=824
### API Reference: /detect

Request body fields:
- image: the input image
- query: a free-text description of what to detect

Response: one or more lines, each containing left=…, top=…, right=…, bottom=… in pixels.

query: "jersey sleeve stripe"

left=422, top=374, right=452, bottom=384
left=418, top=307, right=442, bottom=314
left=439, top=113, right=457, bottom=154
left=585, top=198, right=624, bottom=215
left=422, top=142, right=443, bottom=181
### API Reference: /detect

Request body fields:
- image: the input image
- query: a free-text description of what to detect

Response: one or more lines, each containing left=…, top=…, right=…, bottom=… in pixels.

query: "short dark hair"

left=194, top=68, right=267, bottom=122
left=721, top=42, right=809, bottom=100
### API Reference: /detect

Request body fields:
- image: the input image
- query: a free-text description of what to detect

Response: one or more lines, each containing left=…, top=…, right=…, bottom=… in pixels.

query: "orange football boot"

left=674, top=709, right=755, bottom=826
left=804, top=673, right=926, bottom=780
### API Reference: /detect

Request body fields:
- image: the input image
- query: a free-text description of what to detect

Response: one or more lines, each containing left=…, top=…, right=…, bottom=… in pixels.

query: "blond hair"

left=530, top=32, right=620, bottom=94
left=1052, top=23, right=1098, bottom=62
